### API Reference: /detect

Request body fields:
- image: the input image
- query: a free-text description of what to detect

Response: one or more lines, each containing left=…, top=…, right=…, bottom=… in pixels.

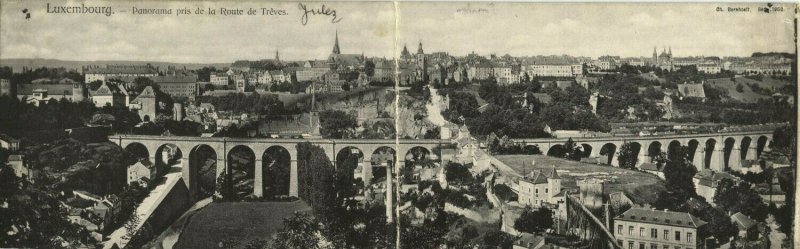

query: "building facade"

left=614, top=208, right=706, bottom=249
left=517, top=168, right=562, bottom=207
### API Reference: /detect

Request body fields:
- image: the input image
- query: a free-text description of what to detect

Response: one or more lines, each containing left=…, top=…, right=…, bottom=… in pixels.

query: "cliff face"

left=392, top=95, right=437, bottom=139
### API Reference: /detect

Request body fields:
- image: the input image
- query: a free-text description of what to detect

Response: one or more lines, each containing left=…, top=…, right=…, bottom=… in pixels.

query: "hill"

left=0, top=58, right=229, bottom=72
left=704, top=76, right=792, bottom=103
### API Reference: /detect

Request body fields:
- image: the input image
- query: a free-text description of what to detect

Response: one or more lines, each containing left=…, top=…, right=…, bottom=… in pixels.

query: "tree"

left=653, top=146, right=697, bottom=210
left=513, top=206, right=554, bottom=233
left=562, top=138, right=581, bottom=161
left=445, top=162, right=473, bottom=185
left=319, top=110, right=357, bottom=139
left=617, top=142, right=639, bottom=170
left=713, top=179, right=768, bottom=221
left=267, top=213, right=327, bottom=249
left=341, top=83, right=351, bottom=91
left=736, top=83, right=745, bottom=93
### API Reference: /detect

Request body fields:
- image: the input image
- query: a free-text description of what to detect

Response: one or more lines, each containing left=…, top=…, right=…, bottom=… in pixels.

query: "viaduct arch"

left=510, top=131, right=773, bottom=171
left=111, top=135, right=448, bottom=202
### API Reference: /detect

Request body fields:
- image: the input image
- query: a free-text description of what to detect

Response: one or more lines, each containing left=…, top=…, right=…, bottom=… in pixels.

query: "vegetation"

left=198, top=93, right=294, bottom=116
left=0, top=165, right=88, bottom=248
left=319, top=110, right=357, bottom=139
left=616, top=142, right=639, bottom=170
left=652, top=146, right=697, bottom=210
left=513, top=206, right=554, bottom=233
left=0, top=95, right=141, bottom=138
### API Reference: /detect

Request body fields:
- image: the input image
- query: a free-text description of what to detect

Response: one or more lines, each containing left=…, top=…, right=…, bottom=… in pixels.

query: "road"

left=103, top=164, right=183, bottom=249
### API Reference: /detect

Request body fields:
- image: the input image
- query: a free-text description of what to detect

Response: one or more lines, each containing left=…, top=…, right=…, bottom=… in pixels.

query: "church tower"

left=652, top=47, right=658, bottom=64
left=415, top=41, right=427, bottom=83
left=332, top=30, right=341, bottom=55
left=275, top=49, right=280, bottom=63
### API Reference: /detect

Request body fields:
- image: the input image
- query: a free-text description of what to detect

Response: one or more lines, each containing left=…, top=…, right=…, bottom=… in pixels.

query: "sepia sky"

left=0, top=1, right=795, bottom=63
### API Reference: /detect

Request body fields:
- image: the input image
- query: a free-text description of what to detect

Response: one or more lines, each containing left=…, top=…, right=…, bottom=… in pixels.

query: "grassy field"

left=174, top=201, right=311, bottom=249
left=494, top=155, right=665, bottom=204
left=705, top=77, right=791, bottom=103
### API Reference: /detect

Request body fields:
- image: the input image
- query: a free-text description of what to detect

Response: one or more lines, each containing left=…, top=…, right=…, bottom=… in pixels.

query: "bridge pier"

left=693, top=149, right=705, bottom=170
left=215, top=158, right=226, bottom=198
left=289, top=160, right=298, bottom=197
left=746, top=147, right=758, bottom=161
left=709, top=148, right=723, bottom=171
left=728, top=146, right=741, bottom=172
left=609, top=152, right=619, bottom=167
left=636, top=153, right=648, bottom=168
left=254, top=154, right=263, bottom=198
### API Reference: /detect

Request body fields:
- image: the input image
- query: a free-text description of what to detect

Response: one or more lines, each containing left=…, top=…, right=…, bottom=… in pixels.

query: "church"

left=652, top=46, right=674, bottom=71
left=327, top=30, right=366, bottom=71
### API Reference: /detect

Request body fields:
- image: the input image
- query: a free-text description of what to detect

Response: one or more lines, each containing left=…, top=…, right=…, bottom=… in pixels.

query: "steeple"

left=332, top=30, right=341, bottom=54
left=417, top=40, right=424, bottom=54
left=275, top=49, right=280, bottom=62
left=668, top=46, right=672, bottom=57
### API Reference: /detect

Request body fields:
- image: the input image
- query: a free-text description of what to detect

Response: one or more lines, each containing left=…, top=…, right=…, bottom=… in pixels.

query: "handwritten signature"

left=299, top=3, right=341, bottom=25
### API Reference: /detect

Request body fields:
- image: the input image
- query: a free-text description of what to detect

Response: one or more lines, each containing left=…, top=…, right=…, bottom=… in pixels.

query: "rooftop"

left=615, top=208, right=707, bottom=228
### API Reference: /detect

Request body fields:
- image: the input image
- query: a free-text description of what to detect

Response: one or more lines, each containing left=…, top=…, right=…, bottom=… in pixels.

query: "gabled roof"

left=730, top=212, right=756, bottom=231
left=132, top=86, right=156, bottom=102
left=93, top=83, right=114, bottom=96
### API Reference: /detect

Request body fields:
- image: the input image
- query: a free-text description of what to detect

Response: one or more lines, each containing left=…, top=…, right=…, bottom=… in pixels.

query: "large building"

left=84, top=65, right=159, bottom=83
left=614, top=208, right=707, bottom=249
left=297, top=60, right=332, bottom=82
left=16, top=81, right=87, bottom=106
left=517, top=167, right=562, bottom=207
left=151, top=75, right=198, bottom=98
left=210, top=73, right=229, bottom=86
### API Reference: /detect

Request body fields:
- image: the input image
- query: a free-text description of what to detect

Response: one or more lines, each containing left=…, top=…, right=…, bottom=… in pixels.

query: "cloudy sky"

left=0, top=1, right=795, bottom=63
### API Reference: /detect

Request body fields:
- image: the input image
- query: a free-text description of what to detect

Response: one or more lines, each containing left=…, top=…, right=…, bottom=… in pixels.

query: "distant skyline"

left=1, top=1, right=795, bottom=63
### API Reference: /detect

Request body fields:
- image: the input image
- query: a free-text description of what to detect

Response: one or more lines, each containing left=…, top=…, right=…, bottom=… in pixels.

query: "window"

left=687, top=233, right=692, bottom=243
left=618, top=225, right=623, bottom=235
left=651, top=244, right=658, bottom=249
left=545, top=188, right=549, bottom=193
left=640, top=227, right=645, bottom=237
left=663, top=246, right=669, bottom=249
left=639, top=243, right=645, bottom=249
left=663, top=230, right=669, bottom=240
left=674, top=231, right=680, bottom=241
left=628, top=242, right=634, bottom=249
left=629, top=226, right=634, bottom=235
left=651, top=228, right=658, bottom=238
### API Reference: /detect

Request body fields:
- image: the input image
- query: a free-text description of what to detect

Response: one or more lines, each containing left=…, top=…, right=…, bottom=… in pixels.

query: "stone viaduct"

left=110, top=135, right=449, bottom=201
left=510, top=130, right=774, bottom=171
left=112, top=129, right=774, bottom=202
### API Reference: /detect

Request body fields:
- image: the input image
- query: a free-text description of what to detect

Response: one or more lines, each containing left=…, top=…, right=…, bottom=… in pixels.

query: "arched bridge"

left=510, top=130, right=774, bottom=171
left=111, top=135, right=449, bottom=202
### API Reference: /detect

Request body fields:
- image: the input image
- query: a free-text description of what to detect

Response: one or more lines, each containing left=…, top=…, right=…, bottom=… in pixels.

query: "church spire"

left=332, top=30, right=341, bottom=54
left=275, top=49, right=280, bottom=62
left=668, top=46, right=672, bottom=57
left=417, top=40, right=424, bottom=54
